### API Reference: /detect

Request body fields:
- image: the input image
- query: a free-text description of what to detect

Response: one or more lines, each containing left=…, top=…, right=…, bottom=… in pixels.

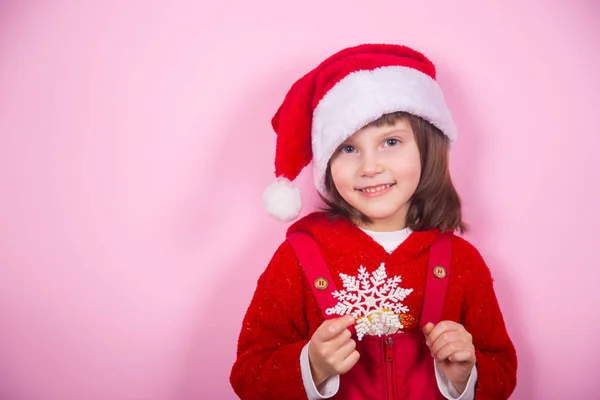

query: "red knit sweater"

left=230, top=213, right=517, bottom=399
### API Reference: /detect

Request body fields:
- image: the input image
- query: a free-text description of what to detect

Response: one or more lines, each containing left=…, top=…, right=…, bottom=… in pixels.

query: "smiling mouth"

left=358, top=183, right=395, bottom=193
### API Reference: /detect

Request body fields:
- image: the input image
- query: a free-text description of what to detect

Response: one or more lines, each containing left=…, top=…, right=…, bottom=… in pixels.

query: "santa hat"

left=263, top=43, right=457, bottom=222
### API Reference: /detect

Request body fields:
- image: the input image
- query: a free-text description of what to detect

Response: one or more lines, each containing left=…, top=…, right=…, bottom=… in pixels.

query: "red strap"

left=287, top=232, right=340, bottom=319
left=419, top=232, right=452, bottom=329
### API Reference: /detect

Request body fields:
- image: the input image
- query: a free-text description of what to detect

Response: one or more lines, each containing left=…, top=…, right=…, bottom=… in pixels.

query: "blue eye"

left=339, top=145, right=355, bottom=154
left=385, top=138, right=400, bottom=146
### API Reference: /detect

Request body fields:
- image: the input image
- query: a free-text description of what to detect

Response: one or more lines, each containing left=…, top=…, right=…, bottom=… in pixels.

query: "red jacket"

left=231, top=213, right=517, bottom=399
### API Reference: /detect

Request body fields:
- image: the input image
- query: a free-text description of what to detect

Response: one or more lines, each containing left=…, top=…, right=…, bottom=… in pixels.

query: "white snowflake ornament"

left=325, top=263, right=413, bottom=341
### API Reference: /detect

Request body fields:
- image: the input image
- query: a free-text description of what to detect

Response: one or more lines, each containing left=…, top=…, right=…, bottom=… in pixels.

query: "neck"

left=355, top=217, right=408, bottom=232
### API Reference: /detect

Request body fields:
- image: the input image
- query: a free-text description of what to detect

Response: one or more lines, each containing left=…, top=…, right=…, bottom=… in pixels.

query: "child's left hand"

left=423, top=321, right=476, bottom=393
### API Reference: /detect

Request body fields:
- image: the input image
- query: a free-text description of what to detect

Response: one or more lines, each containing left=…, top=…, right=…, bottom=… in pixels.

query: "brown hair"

left=320, top=111, right=467, bottom=233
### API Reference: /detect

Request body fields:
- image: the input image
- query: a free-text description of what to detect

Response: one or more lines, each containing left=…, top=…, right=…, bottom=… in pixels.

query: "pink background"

left=1, top=1, right=599, bottom=399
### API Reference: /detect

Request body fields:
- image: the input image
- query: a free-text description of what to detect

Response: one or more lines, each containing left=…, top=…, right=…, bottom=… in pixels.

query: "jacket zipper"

left=385, top=336, right=394, bottom=399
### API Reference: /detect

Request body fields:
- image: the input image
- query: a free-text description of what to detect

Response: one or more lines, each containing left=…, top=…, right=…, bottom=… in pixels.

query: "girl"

left=230, top=44, right=517, bottom=399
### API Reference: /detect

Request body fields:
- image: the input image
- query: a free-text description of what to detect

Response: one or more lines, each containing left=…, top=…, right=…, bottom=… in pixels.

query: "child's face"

left=329, top=118, right=421, bottom=231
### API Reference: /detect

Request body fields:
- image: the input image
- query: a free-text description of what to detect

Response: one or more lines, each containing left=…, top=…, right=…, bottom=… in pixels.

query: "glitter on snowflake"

left=325, top=263, right=414, bottom=341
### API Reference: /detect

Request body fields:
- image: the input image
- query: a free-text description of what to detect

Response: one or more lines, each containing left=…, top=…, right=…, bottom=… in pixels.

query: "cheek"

left=330, top=159, right=353, bottom=190
left=404, top=150, right=422, bottom=179
left=409, top=161, right=422, bottom=183
left=407, top=167, right=421, bottom=190
left=392, top=155, right=421, bottom=182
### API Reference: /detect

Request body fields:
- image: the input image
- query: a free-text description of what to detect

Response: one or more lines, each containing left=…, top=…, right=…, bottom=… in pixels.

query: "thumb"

left=422, top=322, right=435, bottom=337
left=323, top=315, right=355, bottom=338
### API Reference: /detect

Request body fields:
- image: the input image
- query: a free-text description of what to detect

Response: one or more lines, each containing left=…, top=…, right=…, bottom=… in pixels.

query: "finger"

left=318, top=315, right=355, bottom=341
left=422, top=322, right=435, bottom=336
left=308, top=339, right=345, bottom=370
left=429, top=330, right=462, bottom=354
left=338, top=350, right=360, bottom=375
left=309, top=329, right=353, bottom=363
left=448, top=350, right=475, bottom=364
left=431, top=341, right=458, bottom=362
left=327, top=315, right=356, bottom=335
left=326, top=338, right=358, bottom=375
left=328, top=328, right=352, bottom=348
left=339, top=339, right=356, bottom=352
left=433, top=341, right=473, bottom=363
left=426, top=320, right=462, bottom=346
left=317, top=328, right=351, bottom=352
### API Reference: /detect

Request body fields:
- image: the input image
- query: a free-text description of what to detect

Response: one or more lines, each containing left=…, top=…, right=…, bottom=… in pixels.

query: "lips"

left=358, top=183, right=395, bottom=193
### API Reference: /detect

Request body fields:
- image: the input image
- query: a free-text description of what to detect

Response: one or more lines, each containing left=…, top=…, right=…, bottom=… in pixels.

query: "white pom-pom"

left=262, top=177, right=303, bottom=222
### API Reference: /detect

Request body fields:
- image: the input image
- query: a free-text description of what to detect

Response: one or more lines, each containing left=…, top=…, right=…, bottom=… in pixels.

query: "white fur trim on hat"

left=262, top=177, right=303, bottom=222
left=311, top=66, right=457, bottom=196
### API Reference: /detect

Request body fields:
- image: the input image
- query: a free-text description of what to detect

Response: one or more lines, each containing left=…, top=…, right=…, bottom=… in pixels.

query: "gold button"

left=433, top=265, right=447, bottom=279
left=314, top=277, right=329, bottom=290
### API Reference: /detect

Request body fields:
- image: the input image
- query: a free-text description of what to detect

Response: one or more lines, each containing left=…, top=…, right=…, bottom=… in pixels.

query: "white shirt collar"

left=359, top=227, right=413, bottom=254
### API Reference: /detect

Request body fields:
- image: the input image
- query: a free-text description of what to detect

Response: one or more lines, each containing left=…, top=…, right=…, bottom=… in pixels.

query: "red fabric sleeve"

left=230, top=241, right=312, bottom=400
left=459, top=242, right=518, bottom=399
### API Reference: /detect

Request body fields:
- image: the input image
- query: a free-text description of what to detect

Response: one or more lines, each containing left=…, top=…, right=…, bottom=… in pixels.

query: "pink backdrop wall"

left=1, top=1, right=599, bottom=399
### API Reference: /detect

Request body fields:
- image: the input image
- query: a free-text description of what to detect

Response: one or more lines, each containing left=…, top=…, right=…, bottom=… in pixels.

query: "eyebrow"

left=373, top=127, right=410, bottom=139
left=381, top=127, right=409, bottom=134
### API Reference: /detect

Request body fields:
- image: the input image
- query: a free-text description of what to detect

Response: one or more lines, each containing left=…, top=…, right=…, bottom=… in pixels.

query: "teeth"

left=362, top=184, right=392, bottom=193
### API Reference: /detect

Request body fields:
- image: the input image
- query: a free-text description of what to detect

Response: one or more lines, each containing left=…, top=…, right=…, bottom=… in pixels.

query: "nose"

left=360, top=150, right=383, bottom=177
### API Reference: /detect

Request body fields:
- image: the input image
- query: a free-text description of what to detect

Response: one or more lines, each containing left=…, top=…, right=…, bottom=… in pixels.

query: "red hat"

left=263, top=44, right=457, bottom=221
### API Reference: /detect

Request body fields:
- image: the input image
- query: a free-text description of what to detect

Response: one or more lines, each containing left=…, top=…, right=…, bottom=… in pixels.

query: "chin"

left=357, top=204, right=409, bottom=223
left=362, top=210, right=400, bottom=221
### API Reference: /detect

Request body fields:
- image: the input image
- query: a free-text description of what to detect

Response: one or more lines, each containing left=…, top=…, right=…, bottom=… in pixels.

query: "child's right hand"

left=308, top=315, right=359, bottom=386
